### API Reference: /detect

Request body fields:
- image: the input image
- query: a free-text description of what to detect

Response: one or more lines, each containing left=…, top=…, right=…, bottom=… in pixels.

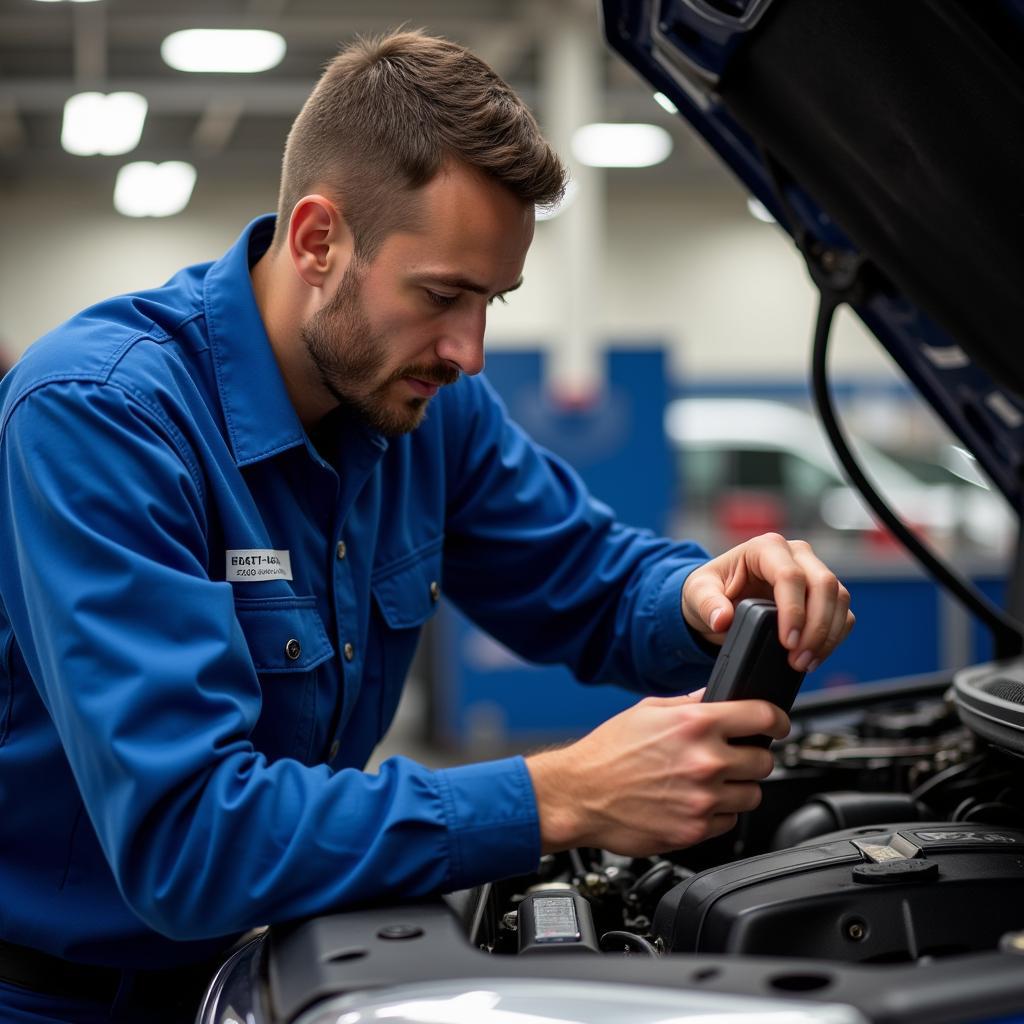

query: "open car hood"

left=601, top=0, right=1024, bottom=513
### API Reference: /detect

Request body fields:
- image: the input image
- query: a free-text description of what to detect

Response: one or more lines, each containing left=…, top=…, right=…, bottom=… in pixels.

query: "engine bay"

left=218, top=667, right=1024, bottom=1024
left=471, top=673, right=1024, bottom=966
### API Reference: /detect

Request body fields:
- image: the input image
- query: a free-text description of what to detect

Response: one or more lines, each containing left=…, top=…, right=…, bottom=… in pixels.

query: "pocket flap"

left=372, top=543, right=443, bottom=630
left=234, top=596, right=334, bottom=674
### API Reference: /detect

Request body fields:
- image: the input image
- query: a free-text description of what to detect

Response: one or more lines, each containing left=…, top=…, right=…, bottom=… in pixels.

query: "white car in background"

left=664, top=397, right=1014, bottom=555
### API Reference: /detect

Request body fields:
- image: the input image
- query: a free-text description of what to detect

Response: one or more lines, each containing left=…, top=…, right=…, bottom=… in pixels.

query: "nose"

left=435, top=307, right=486, bottom=377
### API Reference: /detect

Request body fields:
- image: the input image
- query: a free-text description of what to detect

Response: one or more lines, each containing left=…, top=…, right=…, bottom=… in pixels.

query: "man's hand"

left=527, top=692, right=788, bottom=857
left=683, top=532, right=854, bottom=673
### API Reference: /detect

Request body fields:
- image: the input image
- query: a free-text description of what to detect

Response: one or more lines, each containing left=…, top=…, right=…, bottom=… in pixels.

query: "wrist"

left=526, top=748, right=585, bottom=853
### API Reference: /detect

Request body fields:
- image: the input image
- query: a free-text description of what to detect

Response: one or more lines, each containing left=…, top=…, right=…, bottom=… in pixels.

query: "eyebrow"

left=420, top=274, right=524, bottom=297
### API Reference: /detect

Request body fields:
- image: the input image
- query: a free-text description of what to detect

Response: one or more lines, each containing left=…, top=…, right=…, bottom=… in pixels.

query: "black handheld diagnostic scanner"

left=701, top=598, right=805, bottom=747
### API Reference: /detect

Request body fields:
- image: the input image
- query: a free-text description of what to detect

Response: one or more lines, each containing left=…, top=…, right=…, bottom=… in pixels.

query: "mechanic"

left=0, top=30, right=852, bottom=1024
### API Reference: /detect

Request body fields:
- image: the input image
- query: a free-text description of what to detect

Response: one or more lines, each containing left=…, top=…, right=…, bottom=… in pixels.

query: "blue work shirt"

left=0, top=216, right=713, bottom=970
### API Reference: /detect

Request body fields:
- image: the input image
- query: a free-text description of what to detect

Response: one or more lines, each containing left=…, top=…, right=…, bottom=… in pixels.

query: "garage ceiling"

left=0, top=0, right=721, bottom=186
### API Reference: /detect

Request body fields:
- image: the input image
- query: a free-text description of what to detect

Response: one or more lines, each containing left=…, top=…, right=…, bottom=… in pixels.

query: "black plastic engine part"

left=955, top=661, right=1024, bottom=758
left=517, top=890, right=599, bottom=955
left=653, top=822, right=1024, bottom=962
left=771, top=791, right=927, bottom=849
left=859, top=700, right=958, bottom=739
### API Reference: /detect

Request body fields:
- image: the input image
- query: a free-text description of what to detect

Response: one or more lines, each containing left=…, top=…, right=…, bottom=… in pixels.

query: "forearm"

left=114, top=753, right=540, bottom=940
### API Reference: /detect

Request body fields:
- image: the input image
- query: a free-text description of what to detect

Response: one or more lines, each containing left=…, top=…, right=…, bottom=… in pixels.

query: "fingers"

left=782, top=541, right=851, bottom=670
left=720, top=781, right=765, bottom=814
left=682, top=531, right=803, bottom=640
left=682, top=532, right=854, bottom=673
left=746, top=535, right=808, bottom=643
left=530, top=697, right=784, bottom=858
left=706, top=697, right=790, bottom=743
left=724, top=743, right=776, bottom=783
left=706, top=812, right=740, bottom=840
left=643, top=696, right=789, bottom=742
left=644, top=687, right=706, bottom=708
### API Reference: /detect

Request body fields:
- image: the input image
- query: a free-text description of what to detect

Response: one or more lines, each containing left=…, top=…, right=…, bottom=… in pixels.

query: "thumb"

left=683, top=576, right=733, bottom=638
left=706, top=604, right=731, bottom=635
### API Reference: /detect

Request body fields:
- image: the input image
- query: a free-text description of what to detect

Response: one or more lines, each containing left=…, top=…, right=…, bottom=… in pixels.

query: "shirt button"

left=329, top=739, right=340, bottom=760
left=336, top=540, right=347, bottom=560
left=285, top=638, right=301, bottom=660
left=429, top=580, right=441, bottom=602
left=343, top=642, right=355, bottom=662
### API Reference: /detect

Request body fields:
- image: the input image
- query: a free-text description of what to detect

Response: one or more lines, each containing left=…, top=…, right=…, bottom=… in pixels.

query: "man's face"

left=301, top=161, right=534, bottom=436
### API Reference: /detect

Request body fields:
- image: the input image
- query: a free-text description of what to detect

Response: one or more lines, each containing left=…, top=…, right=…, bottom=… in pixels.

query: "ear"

left=286, top=194, right=355, bottom=289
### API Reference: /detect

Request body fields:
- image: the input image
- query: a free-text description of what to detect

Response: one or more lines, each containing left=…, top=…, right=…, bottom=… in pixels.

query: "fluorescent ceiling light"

left=114, top=161, right=197, bottom=218
left=33, top=1, right=104, bottom=4
left=536, top=176, right=579, bottom=221
left=161, top=29, right=286, bottom=73
left=571, top=123, right=673, bottom=168
left=61, top=92, right=147, bottom=156
left=653, top=91, right=678, bottom=114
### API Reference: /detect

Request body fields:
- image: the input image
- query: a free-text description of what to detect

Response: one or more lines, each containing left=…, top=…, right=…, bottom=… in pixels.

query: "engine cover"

left=653, top=823, right=1024, bottom=962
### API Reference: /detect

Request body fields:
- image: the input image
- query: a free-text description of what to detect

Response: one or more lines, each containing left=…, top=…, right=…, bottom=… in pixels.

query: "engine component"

left=653, top=823, right=1024, bottom=963
left=516, top=890, right=599, bottom=955
left=860, top=699, right=960, bottom=739
left=770, top=791, right=927, bottom=849
left=955, top=660, right=1024, bottom=757
left=597, top=930, right=660, bottom=956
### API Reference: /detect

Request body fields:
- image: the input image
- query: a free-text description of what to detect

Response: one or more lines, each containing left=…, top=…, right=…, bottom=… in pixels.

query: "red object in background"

left=865, top=520, right=930, bottom=555
left=714, top=490, right=786, bottom=543
left=866, top=523, right=901, bottom=552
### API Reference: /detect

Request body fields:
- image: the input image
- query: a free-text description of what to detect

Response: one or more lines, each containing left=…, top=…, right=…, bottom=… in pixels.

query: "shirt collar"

left=203, top=214, right=307, bottom=467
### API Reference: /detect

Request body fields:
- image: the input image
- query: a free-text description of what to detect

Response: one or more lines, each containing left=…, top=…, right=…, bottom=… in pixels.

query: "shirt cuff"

left=434, top=755, right=540, bottom=891
left=651, top=562, right=718, bottom=682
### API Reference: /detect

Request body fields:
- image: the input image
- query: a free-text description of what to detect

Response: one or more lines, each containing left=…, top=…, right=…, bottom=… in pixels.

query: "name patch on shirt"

left=226, top=549, right=293, bottom=582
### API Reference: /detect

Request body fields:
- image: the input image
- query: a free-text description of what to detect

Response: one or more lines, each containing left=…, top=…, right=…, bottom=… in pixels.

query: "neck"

left=250, top=248, right=335, bottom=428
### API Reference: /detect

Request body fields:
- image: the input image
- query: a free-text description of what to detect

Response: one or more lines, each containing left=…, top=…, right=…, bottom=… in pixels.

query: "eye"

left=487, top=293, right=509, bottom=307
left=426, top=290, right=459, bottom=308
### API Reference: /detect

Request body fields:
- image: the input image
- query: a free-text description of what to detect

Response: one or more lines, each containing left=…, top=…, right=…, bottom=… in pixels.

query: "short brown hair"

left=274, top=30, right=567, bottom=257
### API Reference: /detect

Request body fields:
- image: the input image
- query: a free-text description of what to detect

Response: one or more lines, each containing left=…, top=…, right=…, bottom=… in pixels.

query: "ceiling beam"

left=0, top=14, right=530, bottom=46
left=0, top=79, right=315, bottom=116
left=246, top=0, right=292, bottom=19
left=72, top=1, right=107, bottom=84
left=192, top=97, right=247, bottom=155
left=0, top=78, right=679, bottom=122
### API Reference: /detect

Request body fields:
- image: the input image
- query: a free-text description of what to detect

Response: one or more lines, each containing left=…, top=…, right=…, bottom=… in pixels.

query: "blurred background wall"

left=0, top=0, right=885, bottom=380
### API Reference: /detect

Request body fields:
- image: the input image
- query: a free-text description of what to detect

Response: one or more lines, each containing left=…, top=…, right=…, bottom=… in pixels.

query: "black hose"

left=625, top=860, right=674, bottom=905
left=909, top=753, right=988, bottom=804
left=810, top=292, right=1024, bottom=659
left=568, top=848, right=587, bottom=878
left=599, top=931, right=660, bottom=956
left=758, top=146, right=1023, bottom=660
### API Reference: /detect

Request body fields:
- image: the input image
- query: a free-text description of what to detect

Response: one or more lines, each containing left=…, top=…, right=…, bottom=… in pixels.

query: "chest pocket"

left=370, top=539, right=443, bottom=735
left=234, top=596, right=334, bottom=763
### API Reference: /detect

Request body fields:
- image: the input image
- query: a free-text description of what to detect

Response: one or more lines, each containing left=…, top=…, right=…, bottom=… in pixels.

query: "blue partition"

left=481, top=348, right=672, bottom=533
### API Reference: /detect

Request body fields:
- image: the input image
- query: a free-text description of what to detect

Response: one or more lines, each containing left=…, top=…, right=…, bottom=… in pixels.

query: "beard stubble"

left=300, top=263, right=459, bottom=436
